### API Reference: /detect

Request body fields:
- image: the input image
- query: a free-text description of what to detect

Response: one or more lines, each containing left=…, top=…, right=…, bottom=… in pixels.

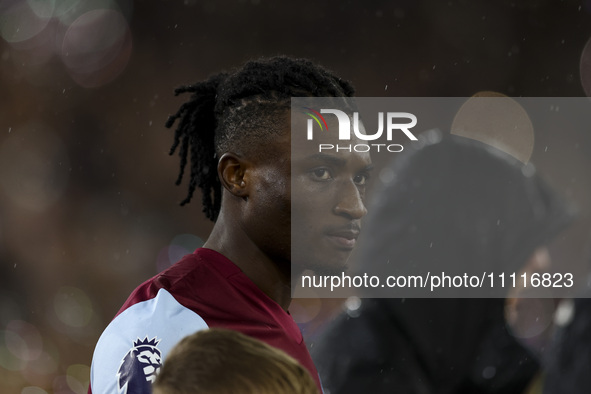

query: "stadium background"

left=1, top=0, right=591, bottom=392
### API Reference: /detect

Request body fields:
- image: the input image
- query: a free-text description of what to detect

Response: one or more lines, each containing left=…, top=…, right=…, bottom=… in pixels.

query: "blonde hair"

left=153, top=328, right=319, bottom=394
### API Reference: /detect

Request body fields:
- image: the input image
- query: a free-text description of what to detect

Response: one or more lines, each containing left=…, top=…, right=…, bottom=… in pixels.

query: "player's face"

left=290, top=112, right=373, bottom=274
left=244, top=112, right=372, bottom=274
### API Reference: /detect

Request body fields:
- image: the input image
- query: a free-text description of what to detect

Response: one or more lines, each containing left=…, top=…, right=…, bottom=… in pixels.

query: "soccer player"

left=88, top=56, right=372, bottom=394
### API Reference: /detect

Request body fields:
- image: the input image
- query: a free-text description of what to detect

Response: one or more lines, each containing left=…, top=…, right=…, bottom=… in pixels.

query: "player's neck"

left=204, top=213, right=292, bottom=311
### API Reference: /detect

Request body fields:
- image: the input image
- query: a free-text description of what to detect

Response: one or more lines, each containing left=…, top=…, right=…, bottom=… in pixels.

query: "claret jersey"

left=88, top=248, right=321, bottom=393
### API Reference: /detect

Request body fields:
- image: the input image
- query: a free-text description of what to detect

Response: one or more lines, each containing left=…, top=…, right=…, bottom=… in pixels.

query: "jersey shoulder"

left=90, top=287, right=208, bottom=394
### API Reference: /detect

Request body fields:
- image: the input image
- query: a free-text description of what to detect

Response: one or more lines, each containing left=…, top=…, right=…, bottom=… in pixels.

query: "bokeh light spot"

left=66, top=364, right=90, bottom=394
left=54, top=0, right=120, bottom=24
left=26, top=350, right=58, bottom=376
left=52, top=0, right=83, bottom=20
left=344, top=296, right=362, bottom=318
left=53, top=287, right=93, bottom=328
left=5, top=320, right=43, bottom=361
left=52, top=375, right=72, bottom=394
left=61, top=9, right=132, bottom=88
left=157, top=234, right=204, bottom=272
left=580, top=36, right=591, bottom=96
left=170, top=234, right=203, bottom=260
left=290, top=298, right=322, bottom=324
left=0, top=1, right=51, bottom=43
left=27, top=0, right=56, bottom=19
left=451, top=92, right=534, bottom=163
left=21, top=387, right=48, bottom=394
left=506, top=298, right=556, bottom=339
left=0, top=331, right=25, bottom=371
left=378, top=166, right=395, bottom=185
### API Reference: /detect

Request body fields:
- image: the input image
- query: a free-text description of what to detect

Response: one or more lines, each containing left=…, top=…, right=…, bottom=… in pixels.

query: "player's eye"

left=354, top=172, right=370, bottom=185
left=311, top=168, right=332, bottom=181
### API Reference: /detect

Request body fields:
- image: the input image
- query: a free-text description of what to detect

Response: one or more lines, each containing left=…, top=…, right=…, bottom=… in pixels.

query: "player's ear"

left=218, top=152, right=250, bottom=199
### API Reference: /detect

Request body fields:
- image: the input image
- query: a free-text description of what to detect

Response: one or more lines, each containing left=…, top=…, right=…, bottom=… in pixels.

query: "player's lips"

left=325, top=226, right=360, bottom=250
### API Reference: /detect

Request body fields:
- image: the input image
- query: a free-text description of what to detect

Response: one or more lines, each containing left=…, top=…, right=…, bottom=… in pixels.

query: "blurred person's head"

left=358, top=130, right=576, bottom=343
left=359, top=130, right=575, bottom=286
left=334, top=131, right=576, bottom=392
left=165, top=56, right=372, bottom=276
left=152, top=328, right=320, bottom=394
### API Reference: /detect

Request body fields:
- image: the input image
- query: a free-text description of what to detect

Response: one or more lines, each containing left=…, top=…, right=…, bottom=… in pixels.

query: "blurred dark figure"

left=312, top=131, right=575, bottom=394
left=543, top=292, right=591, bottom=394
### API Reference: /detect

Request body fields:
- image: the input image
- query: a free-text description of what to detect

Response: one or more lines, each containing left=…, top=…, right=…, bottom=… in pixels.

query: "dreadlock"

left=165, top=56, right=355, bottom=222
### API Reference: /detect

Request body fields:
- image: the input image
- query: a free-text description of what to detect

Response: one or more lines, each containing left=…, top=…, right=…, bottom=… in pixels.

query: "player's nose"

left=333, top=180, right=367, bottom=220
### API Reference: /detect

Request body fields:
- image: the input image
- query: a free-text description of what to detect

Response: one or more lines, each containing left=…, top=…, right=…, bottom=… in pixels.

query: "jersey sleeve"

left=89, top=288, right=209, bottom=394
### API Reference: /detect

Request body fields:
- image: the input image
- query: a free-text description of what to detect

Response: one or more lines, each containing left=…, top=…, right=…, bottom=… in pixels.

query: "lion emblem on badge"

left=117, top=337, right=162, bottom=394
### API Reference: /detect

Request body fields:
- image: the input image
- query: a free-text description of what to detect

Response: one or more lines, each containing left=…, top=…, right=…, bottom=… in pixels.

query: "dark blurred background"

left=2, top=0, right=591, bottom=392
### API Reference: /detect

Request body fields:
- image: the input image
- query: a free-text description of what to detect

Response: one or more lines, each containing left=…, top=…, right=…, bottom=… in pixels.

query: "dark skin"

left=290, top=112, right=373, bottom=275
left=204, top=131, right=292, bottom=310
left=204, top=112, right=372, bottom=311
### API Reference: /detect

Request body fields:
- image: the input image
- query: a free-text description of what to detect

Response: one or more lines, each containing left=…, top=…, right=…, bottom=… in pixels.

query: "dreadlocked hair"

left=165, top=56, right=355, bottom=222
